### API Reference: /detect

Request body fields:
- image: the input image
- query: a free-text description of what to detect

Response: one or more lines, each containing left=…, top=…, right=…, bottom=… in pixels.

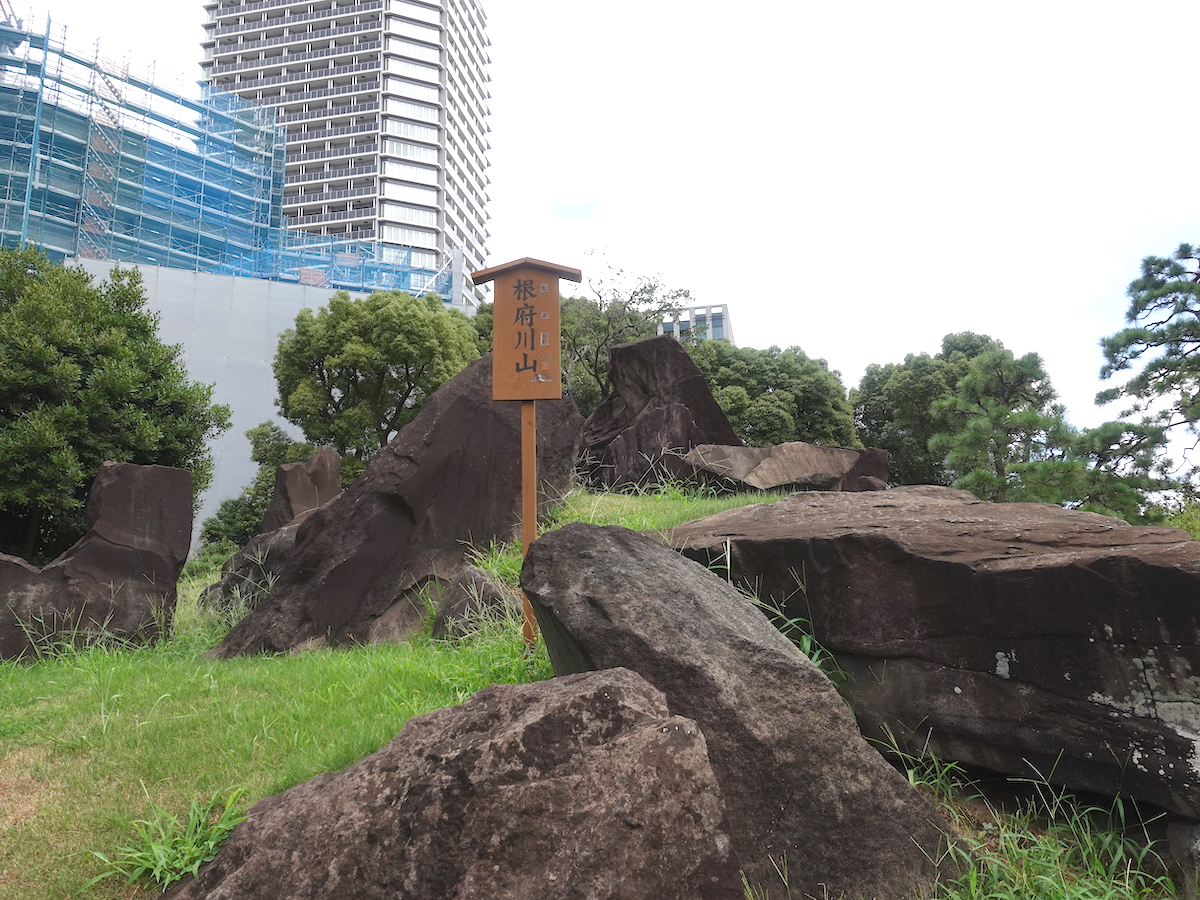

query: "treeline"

left=4, top=243, right=1198, bottom=564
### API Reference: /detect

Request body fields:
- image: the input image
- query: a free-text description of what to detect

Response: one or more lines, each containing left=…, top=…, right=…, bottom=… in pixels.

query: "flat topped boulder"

left=685, top=441, right=875, bottom=491
left=669, top=485, right=1200, bottom=816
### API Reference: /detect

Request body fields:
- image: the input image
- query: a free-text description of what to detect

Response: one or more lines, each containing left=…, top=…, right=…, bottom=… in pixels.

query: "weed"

left=86, top=788, right=247, bottom=890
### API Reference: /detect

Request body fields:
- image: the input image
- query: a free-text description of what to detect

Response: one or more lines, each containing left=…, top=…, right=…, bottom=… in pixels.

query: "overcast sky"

left=27, top=1, right=1200, bottom=463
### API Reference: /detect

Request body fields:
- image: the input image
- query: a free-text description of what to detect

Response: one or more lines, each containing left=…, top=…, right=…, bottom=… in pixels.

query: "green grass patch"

left=0, top=557, right=550, bottom=900
left=1, top=487, right=1179, bottom=899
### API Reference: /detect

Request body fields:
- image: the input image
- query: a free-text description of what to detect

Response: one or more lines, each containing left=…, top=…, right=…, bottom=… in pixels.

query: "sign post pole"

left=471, top=257, right=582, bottom=649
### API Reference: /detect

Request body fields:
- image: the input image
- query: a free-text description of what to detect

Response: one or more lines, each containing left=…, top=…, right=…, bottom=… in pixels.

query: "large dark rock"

left=163, top=668, right=740, bottom=900
left=669, top=485, right=1200, bottom=817
left=0, top=462, right=191, bottom=659
left=209, top=355, right=583, bottom=657
left=521, top=522, right=955, bottom=899
left=259, top=446, right=341, bottom=533
left=684, top=441, right=888, bottom=491
left=582, top=335, right=741, bottom=490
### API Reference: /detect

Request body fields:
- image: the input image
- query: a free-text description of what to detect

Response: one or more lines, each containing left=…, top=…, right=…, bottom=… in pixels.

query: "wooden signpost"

left=470, top=257, right=582, bottom=648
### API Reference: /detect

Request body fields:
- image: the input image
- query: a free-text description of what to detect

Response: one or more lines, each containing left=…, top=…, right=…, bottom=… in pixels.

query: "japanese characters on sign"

left=490, top=265, right=563, bottom=401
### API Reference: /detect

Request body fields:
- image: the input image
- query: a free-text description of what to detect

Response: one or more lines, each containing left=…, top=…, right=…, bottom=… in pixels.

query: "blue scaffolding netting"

left=0, top=18, right=449, bottom=298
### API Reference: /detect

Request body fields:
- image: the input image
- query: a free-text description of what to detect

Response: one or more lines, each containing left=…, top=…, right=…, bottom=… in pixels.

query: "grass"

left=1, top=486, right=1182, bottom=899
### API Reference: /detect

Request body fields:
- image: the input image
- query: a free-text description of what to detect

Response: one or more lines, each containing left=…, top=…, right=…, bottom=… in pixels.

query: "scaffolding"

left=0, top=18, right=446, bottom=298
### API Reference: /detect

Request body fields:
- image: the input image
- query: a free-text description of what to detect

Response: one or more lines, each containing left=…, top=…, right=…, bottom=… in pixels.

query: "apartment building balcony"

left=212, top=60, right=381, bottom=94
left=285, top=142, right=378, bottom=165
left=284, top=184, right=377, bottom=207
left=206, top=19, right=379, bottom=57
left=290, top=205, right=376, bottom=227
left=285, top=162, right=378, bottom=184
left=204, top=2, right=384, bottom=40
left=276, top=100, right=378, bottom=124
left=256, top=80, right=380, bottom=109
left=208, top=40, right=381, bottom=76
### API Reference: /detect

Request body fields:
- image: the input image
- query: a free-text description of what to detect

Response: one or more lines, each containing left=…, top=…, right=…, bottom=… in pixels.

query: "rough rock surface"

left=163, top=668, right=740, bottom=900
left=259, top=446, right=341, bottom=533
left=209, top=355, right=583, bottom=657
left=0, top=462, right=191, bottom=659
left=581, top=335, right=741, bottom=490
left=669, top=485, right=1200, bottom=817
left=684, top=441, right=889, bottom=491
left=521, top=522, right=955, bottom=899
left=200, top=524, right=300, bottom=614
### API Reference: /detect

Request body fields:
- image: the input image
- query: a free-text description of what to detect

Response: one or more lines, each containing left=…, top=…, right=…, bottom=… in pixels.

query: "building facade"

left=200, top=0, right=492, bottom=309
left=658, top=304, right=735, bottom=345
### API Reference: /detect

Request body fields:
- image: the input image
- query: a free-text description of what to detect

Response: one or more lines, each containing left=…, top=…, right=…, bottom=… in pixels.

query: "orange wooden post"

left=471, top=258, right=582, bottom=649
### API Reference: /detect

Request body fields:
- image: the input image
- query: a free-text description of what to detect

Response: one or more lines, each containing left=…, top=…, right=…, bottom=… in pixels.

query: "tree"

left=470, top=301, right=493, bottom=355
left=689, top=341, right=860, bottom=447
left=852, top=332, right=1001, bottom=484
left=199, top=422, right=315, bottom=550
left=0, top=248, right=231, bottom=562
left=932, top=348, right=1175, bottom=518
left=932, top=348, right=1064, bottom=501
left=560, top=269, right=690, bottom=416
left=1099, top=242, right=1200, bottom=435
left=273, top=290, right=479, bottom=472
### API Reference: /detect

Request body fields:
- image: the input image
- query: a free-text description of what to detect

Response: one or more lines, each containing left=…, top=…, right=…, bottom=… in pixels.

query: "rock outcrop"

left=684, top=441, right=889, bottom=491
left=163, top=669, right=740, bottom=900
left=0, top=462, right=191, bottom=659
left=259, top=446, right=341, bottom=533
left=581, top=335, right=741, bottom=490
left=521, top=522, right=956, bottom=899
left=669, top=485, right=1200, bottom=817
left=209, top=355, right=582, bottom=657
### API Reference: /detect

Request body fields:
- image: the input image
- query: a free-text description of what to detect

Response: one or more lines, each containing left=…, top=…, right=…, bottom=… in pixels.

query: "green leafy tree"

left=689, top=341, right=860, bottom=447
left=470, top=301, right=493, bottom=355
left=932, top=348, right=1063, bottom=501
left=199, top=422, right=315, bottom=550
left=852, top=332, right=1002, bottom=485
left=1099, top=242, right=1200, bottom=434
left=560, top=269, right=690, bottom=416
left=0, top=248, right=230, bottom=562
left=933, top=348, right=1174, bottom=518
left=273, top=290, right=478, bottom=472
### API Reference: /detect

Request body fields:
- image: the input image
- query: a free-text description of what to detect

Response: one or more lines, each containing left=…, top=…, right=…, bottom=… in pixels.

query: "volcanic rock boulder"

left=0, top=462, right=191, bottom=659
left=684, top=441, right=889, bottom=492
left=209, top=355, right=582, bottom=657
left=581, top=335, right=741, bottom=490
left=670, top=485, right=1200, bottom=817
left=162, top=668, right=740, bottom=900
left=521, top=522, right=956, bottom=899
left=259, top=446, right=341, bottom=533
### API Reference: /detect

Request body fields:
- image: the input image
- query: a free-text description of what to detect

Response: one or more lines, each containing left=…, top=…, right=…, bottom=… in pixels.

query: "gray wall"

left=73, top=260, right=364, bottom=544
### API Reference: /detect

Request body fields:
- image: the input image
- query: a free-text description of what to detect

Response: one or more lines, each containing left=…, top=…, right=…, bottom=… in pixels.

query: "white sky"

left=25, top=1, right=1200, bottom=462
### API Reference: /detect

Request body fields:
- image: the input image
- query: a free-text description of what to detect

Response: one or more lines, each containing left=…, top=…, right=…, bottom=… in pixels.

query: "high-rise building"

left=200, top=0, right=492, bottom=309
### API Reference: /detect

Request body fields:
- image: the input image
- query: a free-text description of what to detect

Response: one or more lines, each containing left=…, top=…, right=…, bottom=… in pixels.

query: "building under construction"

left=0, top=11, right=450, bottom=297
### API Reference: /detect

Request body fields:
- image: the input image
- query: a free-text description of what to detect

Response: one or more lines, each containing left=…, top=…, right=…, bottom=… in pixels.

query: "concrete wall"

left=73, top=260, right=362, bottom=543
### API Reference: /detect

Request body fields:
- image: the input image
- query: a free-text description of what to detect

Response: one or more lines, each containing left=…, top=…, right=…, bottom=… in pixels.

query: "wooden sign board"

left=471, top=258, right=582, bottom=401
